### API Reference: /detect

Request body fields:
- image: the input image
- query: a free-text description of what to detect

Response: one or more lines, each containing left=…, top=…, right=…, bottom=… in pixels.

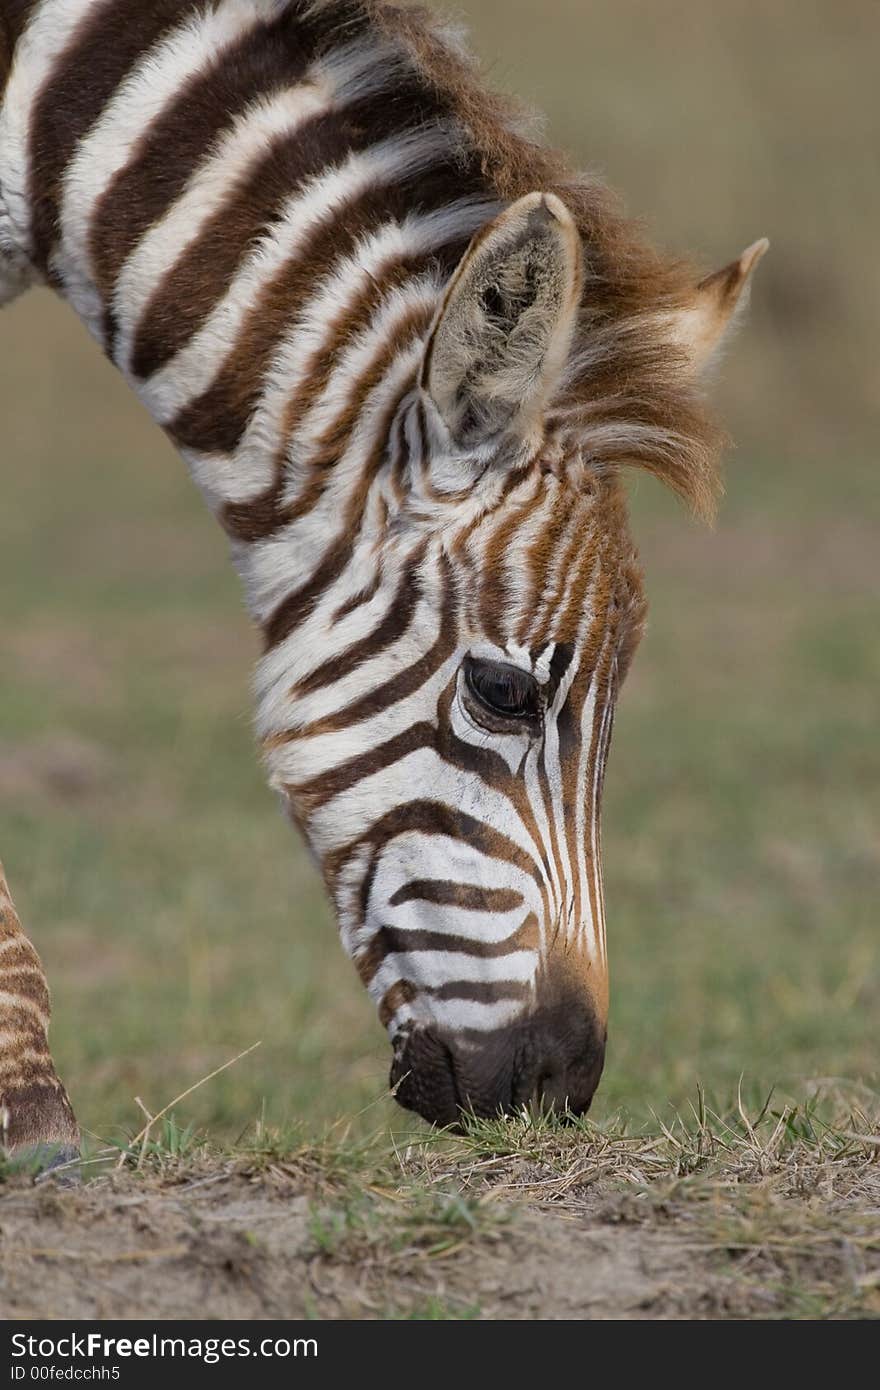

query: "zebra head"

left=258, top=193, right=765, bottom=1127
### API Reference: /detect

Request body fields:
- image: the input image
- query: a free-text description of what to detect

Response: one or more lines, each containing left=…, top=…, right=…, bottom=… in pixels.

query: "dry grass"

left=3, top=1085, right=877, bottom=1319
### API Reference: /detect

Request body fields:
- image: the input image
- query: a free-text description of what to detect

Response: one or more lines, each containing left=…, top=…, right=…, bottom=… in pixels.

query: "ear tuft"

left=669, top=238, right=769, bottom=374
left=423, top=192, right=583, bottom=449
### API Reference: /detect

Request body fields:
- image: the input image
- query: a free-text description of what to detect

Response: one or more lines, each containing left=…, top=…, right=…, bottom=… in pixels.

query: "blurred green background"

left=0, top=0, right=876, bottom=1143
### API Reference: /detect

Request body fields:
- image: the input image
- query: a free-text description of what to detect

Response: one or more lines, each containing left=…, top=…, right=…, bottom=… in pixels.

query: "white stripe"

left=575, top=656, right=612, bottom=963
left=0, top=0, right=104, bottom=258
left=364, top=832, right=543, bottom=935
left=291, top=277, right=440, bottom=470
left=111, top=84, right=336, bottom=367
left=277, top=586, right=440, bottom=732
left=0, top=989, right=45, bottom=1019
left=136, top=127, right=458, bottom=418
left=384, top=951, right=537, bottom=989
left=181, top=196, right=492, bottom=509
left=589, top=682, right=614, bottom=965
left=0, top=934, right=31, bottom=957
left=303, top=747, right=545, bottom=871
left=381, top=992, right=524, bottom=1035
left=54, top=2, right=266, bottom=337
left=449, top=683, right=530, bottom=778
left=111, top=34, right=407, bottom=373
left=253, top=547, right=410, bottom=740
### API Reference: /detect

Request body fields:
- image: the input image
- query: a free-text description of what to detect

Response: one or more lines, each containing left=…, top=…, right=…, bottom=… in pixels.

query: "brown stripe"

left=433, top=681, right=553, bottom=896
left=273, top=295, right=435, bottom=496
left=289, top=673, right=536, bottom=839
left=388, top=401, right=410, bottom=505
left=325, top=800, right=543, bottom=897
left=478, top=481, right=548, bottom=644
left=378, top=979, right=416, bottom=1029
left=557, top=530, right=605, bottom=651
left=286, top=720, right=436, bottom=816
left=28, top=0, right=207, bottom=276
left=220, top=295, right=433, bottom=544
left=533, top=737, right=565, bottom=922
left=91, top=7, right=315, bottom=350
left=164, top=161, right=477, bottom=456
left=563, top=633, right=614, bottom=939
left=1, top=1, right=37, bottom=93
left=367, top=915, right=540, bottom=970
left=0, top=862, right=79, bottom=1146
left=362, top=918, right=538, bottom=993
left=358, top=935, right=529, bottom=1007
left=388, top=882, right=523, bottom=913
left=289, top=677, right=551, bottom=949
left=579, top=648, right=614, bottom=945
left=220, top=479, right=287, bottom=545
left=423, top=980, right=527, bottom=1005
left=130, top=105, right=376, bottom=382
left=397, top=655, right=565, bottom=943
left=261, top=375, right=416, bottom=649
left=263, top=531, right=354, bottom=651
left=0, top=902, right=50, bottom=1023
left=285, top=612, right=451, bottom=738
left=451, top=467, right=537, bottom=633
left=274, top=554, right=456, bottom=735
left=2, top=0, right=38, bottom=48
left=331, top=567, right=383, bottom=625
left=543, top=640, right=576, bottom=704
left=132, top=69, right=485, bottom=383
left=518, top=497, right=585, bottom=647
left=551, top=522, right=628, bottom=951
left=291, top=542, right=427, bottom=698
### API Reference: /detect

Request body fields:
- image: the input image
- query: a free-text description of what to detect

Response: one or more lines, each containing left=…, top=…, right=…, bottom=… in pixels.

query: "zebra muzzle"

left=389, top=996, right=606, bottom=1129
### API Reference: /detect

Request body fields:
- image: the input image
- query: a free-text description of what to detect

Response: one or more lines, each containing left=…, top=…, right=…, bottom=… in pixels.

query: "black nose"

left=390, top=1001, right=606, bottom=1128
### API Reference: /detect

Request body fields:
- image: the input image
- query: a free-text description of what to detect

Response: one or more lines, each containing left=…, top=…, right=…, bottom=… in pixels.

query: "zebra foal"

left=0, top=0, right=766, bottom=1150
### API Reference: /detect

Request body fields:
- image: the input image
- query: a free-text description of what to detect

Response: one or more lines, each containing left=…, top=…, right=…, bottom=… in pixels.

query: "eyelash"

left=463, top=657, right=541, bottom=724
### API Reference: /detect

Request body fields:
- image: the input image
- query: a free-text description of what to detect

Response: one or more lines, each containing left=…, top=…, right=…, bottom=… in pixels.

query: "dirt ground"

left=2, top=1135, right=878, bottom=1321
left=0, top=1172, right=778, bottom=1320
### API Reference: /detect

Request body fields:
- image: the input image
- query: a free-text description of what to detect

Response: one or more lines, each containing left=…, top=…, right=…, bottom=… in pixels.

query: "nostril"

left=534, top=1065, right=570, bottom=1112
left=390, top=1027, right=463, bottom=1129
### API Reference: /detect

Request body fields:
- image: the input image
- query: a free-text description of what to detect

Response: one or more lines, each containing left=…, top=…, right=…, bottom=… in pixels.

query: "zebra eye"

left=463, top=657, right=541, bottom=724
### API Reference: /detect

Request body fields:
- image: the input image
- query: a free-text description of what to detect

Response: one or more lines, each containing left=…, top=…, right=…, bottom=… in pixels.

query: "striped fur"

left=0, top=863, right=79, bottom=1150
left=0, top=1, right=752, bottom=1129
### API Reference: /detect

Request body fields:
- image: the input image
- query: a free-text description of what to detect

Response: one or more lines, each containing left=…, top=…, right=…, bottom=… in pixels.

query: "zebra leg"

left=0, top=204, right=76, bottom=1170
left=0, top=861, right=79, bottom=1166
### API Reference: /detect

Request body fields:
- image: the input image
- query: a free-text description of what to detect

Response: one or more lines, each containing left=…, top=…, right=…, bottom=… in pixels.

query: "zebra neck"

left=1, top=1, right=503, bottom=639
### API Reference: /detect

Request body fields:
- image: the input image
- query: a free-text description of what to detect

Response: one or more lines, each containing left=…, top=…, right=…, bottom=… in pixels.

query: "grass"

left=0, top=0, right=877, bottom=1320
left=10, top=1088, right=874, bottom=1319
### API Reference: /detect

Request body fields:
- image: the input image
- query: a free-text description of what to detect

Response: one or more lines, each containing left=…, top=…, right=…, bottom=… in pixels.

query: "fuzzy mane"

left=307, top=0, right=724, bottom=520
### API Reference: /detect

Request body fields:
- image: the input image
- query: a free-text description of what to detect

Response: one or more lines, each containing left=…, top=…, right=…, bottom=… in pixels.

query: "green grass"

left=1, top=0, right=876, bottom=1155
left=18, top=1092, right=874, bottom=1320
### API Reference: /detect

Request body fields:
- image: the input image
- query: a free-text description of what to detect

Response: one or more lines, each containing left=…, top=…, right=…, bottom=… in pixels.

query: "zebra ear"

left=668, top=239, right=769, bottom=374
left=422, top=192, right=583, bottom=450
